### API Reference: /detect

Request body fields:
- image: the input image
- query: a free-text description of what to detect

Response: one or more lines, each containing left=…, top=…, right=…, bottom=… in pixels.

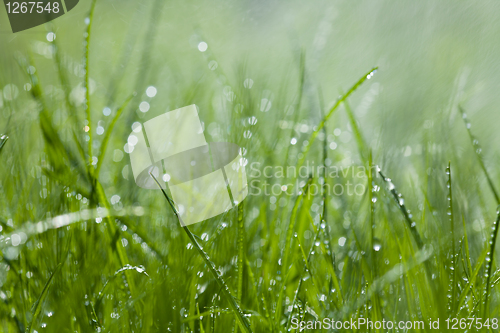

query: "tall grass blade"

left=283, top=50, right=306, bottom=168
left=459, top=107, right=500, bottom=203
left=95, top=93, right=134, bottom=175
left=94, top=181, right=141, bottom=313
left=456, top=246, right=488, bottom=315
left=282, top=177, right=312, bottom=275
left=343, top=99, right=368, bottom=163
left=150, top=174, right=253, bottom=333
left=84, top=0, right=98, bottom=168
left=483, top=206, right=500, bottom=316
left=235, top=201, right=245, bottom=333
left=184, top=219, right=253, bottom=333
left=378, top=169, right=423, bottom=249
left=132, top=0, right=165, bottom=95
left=296, top=67, right=377, bottom=169
left=368, top=151, right=383, bottom=322
left=446, top=162, right=457, bottom=313
left=458, top=108, right=500, bottom=316
left=462, top=216, right=473, bottom=278
left=276, top=178, right=313, bottom=326
left=18, top=55, right=88, bottom=185
left=285, top=218, right=322, bottom=331
left=319, top=88, right=336, bottom=279
left=52, top=32, right=79, bottom=128
left=369, top=151, right=376, bottom=270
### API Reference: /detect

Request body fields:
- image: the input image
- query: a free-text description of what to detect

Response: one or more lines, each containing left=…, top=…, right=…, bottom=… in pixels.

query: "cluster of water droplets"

left=371, top=174, right=382, bottom=254
left=380, top=172, right=416, bottom=227
left=445, top=164, right=458, bottom=313
left=461, top=112, right=484, bottom=156
left=484, top=206, right=500, bottom=290
left=366, top=69, right=377, bottom=80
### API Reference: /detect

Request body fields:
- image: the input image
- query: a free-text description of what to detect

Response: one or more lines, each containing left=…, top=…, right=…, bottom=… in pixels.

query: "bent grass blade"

left=296, top=67, right=378, bottom=171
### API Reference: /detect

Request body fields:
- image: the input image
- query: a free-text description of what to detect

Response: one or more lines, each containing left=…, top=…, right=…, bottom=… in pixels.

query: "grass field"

left=2, top=0, right=500, bottom=332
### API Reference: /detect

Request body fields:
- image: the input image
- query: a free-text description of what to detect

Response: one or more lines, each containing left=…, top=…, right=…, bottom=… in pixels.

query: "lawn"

left=1, top=0, right=500, bottom=332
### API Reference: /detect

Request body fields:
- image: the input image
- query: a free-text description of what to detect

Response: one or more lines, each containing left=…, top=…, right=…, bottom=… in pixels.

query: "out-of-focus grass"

left=2, top=1, right=500, bottom=332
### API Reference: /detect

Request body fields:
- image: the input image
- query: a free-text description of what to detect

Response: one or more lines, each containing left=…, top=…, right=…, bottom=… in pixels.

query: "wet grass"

left=2, top=2, right=500, bottom=333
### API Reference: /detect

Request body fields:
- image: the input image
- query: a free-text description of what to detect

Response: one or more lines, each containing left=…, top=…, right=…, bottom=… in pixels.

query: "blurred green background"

left=3, top=0, right=500, bottom=185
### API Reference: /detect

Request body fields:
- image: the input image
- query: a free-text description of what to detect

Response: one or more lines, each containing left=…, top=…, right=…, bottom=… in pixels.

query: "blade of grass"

left=51, top=28, right=80, bottom=129
left=185, top=219, right=253, bottom=333
left=244, top=258, right=271, bottom=330
left=483, top=206, right=500, bottom=317
left=275, top=180, right=312, bottom=316
left=447, top=162, right=457, bottom=313
left=283, top=49, right=306, bottom=168
left=317, top=88, right=344, bottom=306
left=459, top=108, right=500, bottom=316
left=103, top=2, right=142, bottom=107
left=0, top=206, right=144, bottom=251
left=343, top=99, right=368, bottom=164
left=456, top=246, right=488, bottom=315
left=131, top=0, right=165, bottom=95
left=150, top=174, right=253, bottom=333
left=17, top=54, right=89, bottom=188
left=339, top=244, right=433, bottom=317
left=95, top=264, right=150, bottom=311
left=27, top=262, right=64, bottom=333
left=94, top=181, right=141, bottom=314
left=459, top=107, right=500, bottom=203
left=72, top=130, right=88, bottom=167
left=197, top=304, right=206, bottom=333
left=235, top=201, right=245, bottom=333
left=82, top=17, right=142, bottom=308
left=85, top=0, right=98, bottom=168
left=277, top=68, right=377, bottom=237
left=367, top=151, right=383, bottom=325
left=376, top=172, right=439, bottom=318
left=462, top=216, right=473, bottom=278
left=285, top=216, right=322, bottom=331
left=319, top=87, right=336, bottom=282
left=275, top=178, right=313, bottom=326
left=368, top=151, right=376, bottom=273
left=95, top=93, right=135, bottom=176
left=378, top=169, right=423, bottom=249
left=296, top=67, right=377, bottom=171
left=282, top=177, right=312, bottom=275
left=0, top=135, right=8, bottom=156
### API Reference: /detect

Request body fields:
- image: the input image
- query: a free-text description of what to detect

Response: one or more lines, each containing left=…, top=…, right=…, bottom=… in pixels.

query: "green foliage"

left=1, top=1, right=500, bottom=332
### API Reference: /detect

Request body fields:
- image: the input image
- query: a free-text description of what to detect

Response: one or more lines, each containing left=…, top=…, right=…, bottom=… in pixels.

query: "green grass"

left=2, top=1, right=500, bottom=332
